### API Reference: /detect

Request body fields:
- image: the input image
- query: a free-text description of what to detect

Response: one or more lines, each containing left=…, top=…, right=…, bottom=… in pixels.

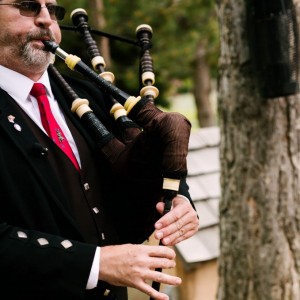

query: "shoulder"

left=61, top=73, right=103, bottom=97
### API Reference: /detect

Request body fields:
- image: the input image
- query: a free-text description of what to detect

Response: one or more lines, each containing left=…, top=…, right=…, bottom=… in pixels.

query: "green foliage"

left=58, top=0, right=219, bottom=107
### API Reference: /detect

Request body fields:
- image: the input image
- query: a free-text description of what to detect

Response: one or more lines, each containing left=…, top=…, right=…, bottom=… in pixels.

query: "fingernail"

left=156, top=231, right=163, bottom=239
left=164, top=237, right=170, bottom=245
left=155, top=222, right=162, bottom=229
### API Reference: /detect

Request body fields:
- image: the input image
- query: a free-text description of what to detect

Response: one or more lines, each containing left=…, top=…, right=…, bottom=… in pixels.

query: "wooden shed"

left=174, top=126, right=220, bottom=300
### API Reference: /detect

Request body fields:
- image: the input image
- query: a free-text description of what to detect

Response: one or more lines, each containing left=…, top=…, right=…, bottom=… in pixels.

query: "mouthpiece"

left=42, top=41, right=70, bottom=62
left=43, top=40, right=59, bottom=53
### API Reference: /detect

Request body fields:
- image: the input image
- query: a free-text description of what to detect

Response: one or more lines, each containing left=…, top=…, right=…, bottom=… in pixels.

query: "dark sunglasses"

left=0, top=1, right=66, bottom=21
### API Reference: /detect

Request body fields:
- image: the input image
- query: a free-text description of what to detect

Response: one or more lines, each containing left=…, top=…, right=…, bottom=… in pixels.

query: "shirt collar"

left=0, top=65, right=53, bottom=101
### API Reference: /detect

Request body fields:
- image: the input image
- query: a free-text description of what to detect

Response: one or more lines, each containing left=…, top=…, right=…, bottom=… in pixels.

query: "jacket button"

left=37, top=238, right=49, bottom=246
left=17, top=231, right=28, bottom=239
left=61, top=240, right=73, bottom=249
left=93, top=207, right=100, bottom=214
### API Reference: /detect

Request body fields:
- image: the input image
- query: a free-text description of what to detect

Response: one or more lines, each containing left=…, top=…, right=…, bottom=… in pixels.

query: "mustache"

left=26, top=29, right=56, bottom=43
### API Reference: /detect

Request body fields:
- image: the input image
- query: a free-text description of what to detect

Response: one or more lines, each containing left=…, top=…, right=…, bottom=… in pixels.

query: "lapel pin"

left=7, top=115, right=22, bottom=132
left=7, top=115, right=15, bottom=123
left=14, top=123, right=22, bottom=132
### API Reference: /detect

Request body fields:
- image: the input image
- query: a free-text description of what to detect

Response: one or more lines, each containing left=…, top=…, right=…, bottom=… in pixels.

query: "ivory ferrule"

left=91, top=56, right=106, bottom=70
left=124, top=96, right=142, bottom=114
left=140, top=86, right=159, bottom=99
left=142, top=71, right=155, bottom=85
left=71, top=98, right=92, bottom=118
left=65, top=54, right=81, bottom=70
left=110, top=103, right=127, bottom=120
left=163, top=178, right=180, bottom=191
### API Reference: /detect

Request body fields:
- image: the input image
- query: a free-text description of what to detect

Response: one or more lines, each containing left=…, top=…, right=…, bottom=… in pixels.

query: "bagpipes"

left=44, top=8, right=191, bottom=297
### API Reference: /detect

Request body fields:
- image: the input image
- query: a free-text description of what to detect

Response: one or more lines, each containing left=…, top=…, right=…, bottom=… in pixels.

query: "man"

left=0, top=1, right=199, bottom=300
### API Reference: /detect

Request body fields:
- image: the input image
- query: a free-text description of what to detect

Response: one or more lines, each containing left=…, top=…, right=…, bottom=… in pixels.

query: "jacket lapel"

left=0, top=88, right=41, bottom=160
left=0, top=88, right=84, bottom=239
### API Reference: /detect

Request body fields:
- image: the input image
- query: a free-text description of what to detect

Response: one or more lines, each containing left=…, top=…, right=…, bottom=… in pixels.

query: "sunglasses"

left=0, top=1, right=66, bottom=21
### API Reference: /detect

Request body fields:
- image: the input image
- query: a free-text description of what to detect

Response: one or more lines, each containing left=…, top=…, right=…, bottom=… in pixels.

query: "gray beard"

left=21, top=42, right=52, bottom=67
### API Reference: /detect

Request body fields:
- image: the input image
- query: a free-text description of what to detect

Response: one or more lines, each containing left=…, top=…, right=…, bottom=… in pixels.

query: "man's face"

left=0, top=0, right=62, bottom=71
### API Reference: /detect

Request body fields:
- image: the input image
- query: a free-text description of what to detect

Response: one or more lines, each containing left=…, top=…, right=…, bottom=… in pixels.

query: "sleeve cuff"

left=86, top=247, right=100, bottom=290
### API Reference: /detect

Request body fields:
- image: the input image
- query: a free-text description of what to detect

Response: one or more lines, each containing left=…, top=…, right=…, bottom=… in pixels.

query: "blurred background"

left=57, top=0, right=219, bottom=129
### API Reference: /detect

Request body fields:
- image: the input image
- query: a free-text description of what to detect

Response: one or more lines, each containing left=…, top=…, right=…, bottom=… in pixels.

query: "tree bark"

left=217, top=0, right=300, bottom=299
left=193, top=41, right=216, bottom=127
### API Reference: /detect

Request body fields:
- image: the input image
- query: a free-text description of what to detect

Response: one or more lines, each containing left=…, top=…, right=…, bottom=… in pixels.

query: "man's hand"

left=154, top=196, right=199, bottom=246
left=99, top=244, right=181, bottom=300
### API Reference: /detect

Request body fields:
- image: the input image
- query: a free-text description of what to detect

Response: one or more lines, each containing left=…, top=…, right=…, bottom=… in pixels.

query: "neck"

left=0, top=45, right=51, bottom=81
left=0, top=53, right=49, bottom=81
left=2, top=63, right=47, bottom=82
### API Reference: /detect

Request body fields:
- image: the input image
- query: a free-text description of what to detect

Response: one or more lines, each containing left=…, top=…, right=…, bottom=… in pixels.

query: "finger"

left=138, top=281, right=170, bottom=300
left=147, top=257, right=176, bottom=270
left=135, top=271, right=182, bottom=300
left=155, top=216, right=183, bottom=239
left=156, top=201, right=165, bottom=215
left=148, top=245, right=176, bottom=260
left=154, top=208, right=197, bottom=241
left=161, top=226, right=198, bottom=246
left=142, top=269, right=182, bottom=286
left=155, top=207, right=182, bottom=232
left=160, top=213, right=199, bottom=246
left=132, top=278, right=170, bottom=300
left=151, top=271, right=182, bottom=286
left=155, top=200, right=191, bottom=229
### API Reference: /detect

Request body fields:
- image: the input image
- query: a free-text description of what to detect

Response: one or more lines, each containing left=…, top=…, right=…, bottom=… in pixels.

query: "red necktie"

left=30, top=83, right=80, bottom=171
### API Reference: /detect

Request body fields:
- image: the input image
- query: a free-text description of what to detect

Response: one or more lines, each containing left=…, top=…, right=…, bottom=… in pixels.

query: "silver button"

left=93, top=207, right=100, bottom=214
left=84, top=183, right=90, bottom=190
left=104, top=289, right=110, bottom=296
left=61, top=240, right=73, bottom=249
left=37, top=238, right=49, bottom=246
left=101, top=233, right=105, bottom=240
left=17, top=231, right=28, bottom=239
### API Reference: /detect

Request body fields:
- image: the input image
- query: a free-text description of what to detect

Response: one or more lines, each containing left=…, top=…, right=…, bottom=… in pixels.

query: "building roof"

left=175, top=126, right=220, bottom=269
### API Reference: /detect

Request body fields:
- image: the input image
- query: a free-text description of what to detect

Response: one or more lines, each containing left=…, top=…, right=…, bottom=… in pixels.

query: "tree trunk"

left=88, top=0, right=112, bottom=68
left=217, top=0, right=300, bottom=299
left=193, top=41, right=216, bottom=127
